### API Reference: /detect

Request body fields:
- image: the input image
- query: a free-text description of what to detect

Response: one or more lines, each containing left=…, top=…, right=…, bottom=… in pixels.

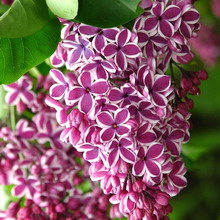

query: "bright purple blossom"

left=4, top=75, right=35, bottom=112
left=144, top=2, right=181, bottom=38
left=79, top=24, right=119, bottom=52
left=62, top=35, right=95, bottom=70
left=68, top=71, right=109, bottom=113
left=97, top=108, right=131, bottom=142
left=107, top=138, right=135, bottom=167
left=103, top=29, right=141, bottom=70
left=12, top=177, right=37, bottom=198
left=133, top=143, right=164, bottom=177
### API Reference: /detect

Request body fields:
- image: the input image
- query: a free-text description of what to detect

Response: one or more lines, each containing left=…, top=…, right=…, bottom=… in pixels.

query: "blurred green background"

left=170, top=1, right=220, bottom=219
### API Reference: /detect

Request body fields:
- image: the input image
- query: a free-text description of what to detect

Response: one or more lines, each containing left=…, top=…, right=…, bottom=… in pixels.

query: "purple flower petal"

left=120, top=148, right=135, bottom=164
left=180, top=22, right=192, bottom=38
left=115, top=51, right=127, bottom=70
left=50, top=84, right=67, bottom=99
left=79, top=93, right=94, bottom=113
left=152, top=92, right=167, bottom=107
left=146, top=160, right=161, bottom=176
left=103, top=44, right=118, bottom=57
left=159, top=20, right=174, bottom=38
left=108, top=148, right=120, bottom=167
left=137, top=31, right=149, bottom=47
left=133, top=160, right=145, bottom=176
left=162, top=6, right=181, bottom=21
left=21, top=91, right=35, bottom=103
left=90, top=80, right=108, bottom=94
left=97, top=111, right=114, bottom=126
left=68, top=87, right=85, bottom=101
left=79, top=71, right=92, bottom=88
left=182, top=9, right=200, bottom=23
left=13, top=185, right=25, bottom=197
left=144, top=16, right=158, bottom=32
left=50, top=69, right=66, bottom=84
left=147, top=143, right=164, bottom=159
left=121, top=44, right=141, bottom=58
left=169, top=130, right=184, bottom=140
left=116, top=125, right=130, bottom=135
left=103, top=28, right=119, bottom=41
left=153, top=75, right=171, bottom=92
left=93, top=34, right=106, bottom=52
left=171, top=175, right=187, bottom=187
left=152, top=2, right=163, bottom=16
left=115, top=109, right=129, bottom=124
left=83, top=48, right=94, bottom=60
left=108, top=88, right=122, bottom=102
left=79, top=25, right=98, bottom=37
left=100, top=127, right=115, bottom=142
left=5, top=91, right=19, bottom=105
left=166, top=140, right=180, bottom=155
left=84, top=149, right=99, bottom=162
left=68, top=48, right=82, bottom=64
left=137, top=131, right=156, bottom=144
left=116, top=29, right=131, bottom=47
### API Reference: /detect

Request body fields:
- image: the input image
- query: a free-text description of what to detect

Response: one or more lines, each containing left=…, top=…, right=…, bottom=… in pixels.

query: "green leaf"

left=0, top=0, right=51, bottom=38
left=46, top=0, right=78, bottom=20
left=0, top=185, right=18, bottom=210
left=36, top=62, right=51, bottom=76
left=0, top=4, right=9, bottom=16
left=74, top=0, right=143, bottom=28
left=0, top=85, right=9, bottom=119
left=0, top=19, right=61, bottom=85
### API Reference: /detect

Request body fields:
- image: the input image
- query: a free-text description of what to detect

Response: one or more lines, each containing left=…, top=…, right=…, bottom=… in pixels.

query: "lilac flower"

left=110, top=190, right=139, bottom=214
left=136, top=123, right=157, bottom=144
left=108, top=84, right=141, bottom=107
left=89, top=97, right=118, bottom=120
left=144, top=2, right=181, bottom=38
left=129, top=100, right=160, bottom=123
left=96, top=108, right=131, bottom=142
left=163, top=128, right=185, bottom=155
left=49, top=69, right=69, bottom=100
left=50, top=43, right=67, bottom=68
left=78, top=143, right=106, bottom=163
left=102, top=29, right=141, bottom=70
left=67, top=71, right=109, bottom=113
left=15, top=119, right=35, bottom=140
left=143, top=69, right=172, bottom=107
left=136, top=30, right=167, bottom=57
left=162, top=159, right=187, bottom=196
left=62, top=35, right=95, bottom=70
left=12, top=177, right=37, bottom=198
left=107, top=138, right=135, bottom=167
left=80, top=57, right=116, bottom=79
left=36, top=119, right=64, bottom=149
left=4, top=75, right=35, bottom=110
left=177, top=5, right=200, bottom=38
left=133, top=143, right=164, bottom=177
left=79, top=24, right=119, bottom=52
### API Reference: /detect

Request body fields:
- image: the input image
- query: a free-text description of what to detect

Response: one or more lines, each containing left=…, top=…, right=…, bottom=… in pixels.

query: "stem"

left=29, top=67, right=41, bottom=78
left=10, top=106, right=16, bottom=130
left=169, top=60, right=174, bottom=80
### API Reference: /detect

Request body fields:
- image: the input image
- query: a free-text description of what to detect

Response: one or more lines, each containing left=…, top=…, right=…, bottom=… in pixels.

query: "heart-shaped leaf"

left=46, top=0, right=78, bottom=20
left=0, top=0, right=51, bottom=38
left=0, top=19, right=61, bottom=85
left=74, top=0, right=143, bottom=28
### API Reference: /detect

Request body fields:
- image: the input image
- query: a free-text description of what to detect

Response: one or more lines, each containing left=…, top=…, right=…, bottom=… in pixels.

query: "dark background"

left=170, top=1, right=220, bottom=219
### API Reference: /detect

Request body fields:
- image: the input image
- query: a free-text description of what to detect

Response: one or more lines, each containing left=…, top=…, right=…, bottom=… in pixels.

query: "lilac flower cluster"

left=1, top=76, right=110, bottom=220
left=46, top=0, right=202, bottom=219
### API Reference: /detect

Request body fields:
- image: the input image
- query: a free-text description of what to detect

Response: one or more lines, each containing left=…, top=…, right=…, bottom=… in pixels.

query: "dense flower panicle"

left=44, top=0, right=204, bottom=219
left=1, top=75, right=110, bottom=220
left=1, top=0, right=206, bottom=219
